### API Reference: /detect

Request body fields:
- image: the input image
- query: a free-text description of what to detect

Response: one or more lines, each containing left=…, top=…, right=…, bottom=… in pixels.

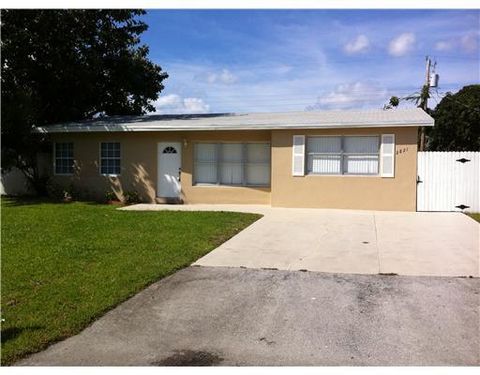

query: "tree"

left=1, top=10, right=168, bottom=193
left=384, top=84, right=431, bottom=150
left=383, top=95, right=400, bottom=110
left=427, top=85, right=480, bottom=151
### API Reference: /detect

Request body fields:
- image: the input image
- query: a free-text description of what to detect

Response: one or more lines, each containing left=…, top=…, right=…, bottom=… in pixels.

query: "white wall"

left=417, top=152, right=480, bottom=212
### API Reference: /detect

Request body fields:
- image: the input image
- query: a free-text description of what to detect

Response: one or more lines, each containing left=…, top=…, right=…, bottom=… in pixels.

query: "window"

left=194, top=143, right=271, bottom=186
left=307, top=136, right=379, bottom=175
left=163, top=146, right=177, bottom=154
left=195, top=143, right=217, bottom=184
left=54, top=142, right=74, bottom=175
left=245, top=143, right=271, bottom=185
left=343, top=136, right=379, bottom=175
left=100, top=142, right=121, bottom=175
left=307, top=136, right=342, bottom=175
left=219, top=143, right=243, bottom=185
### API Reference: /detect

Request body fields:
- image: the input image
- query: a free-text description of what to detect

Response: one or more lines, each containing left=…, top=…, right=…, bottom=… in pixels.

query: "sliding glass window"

left=307, top=136, right=379, bottom=175
left=194, top=143, right=271, bottom=186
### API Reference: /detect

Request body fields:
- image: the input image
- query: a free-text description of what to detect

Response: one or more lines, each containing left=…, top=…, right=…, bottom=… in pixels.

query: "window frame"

left=193, top=142, right=271, bottom=187
left=53, top=142, right=74, bottom=176
left=244, top=142, right=271, bottom=186
left=218, top=143, right=244, bottom=186
left=307, top=135, right=380, bottom=176
left=99, top=142, right=121, bottom=176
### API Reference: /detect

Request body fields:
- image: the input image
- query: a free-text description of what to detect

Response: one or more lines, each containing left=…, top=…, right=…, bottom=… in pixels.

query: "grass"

left=0, top=197, right=261, bottom=365
left=467, top=213, right=480, bottom=223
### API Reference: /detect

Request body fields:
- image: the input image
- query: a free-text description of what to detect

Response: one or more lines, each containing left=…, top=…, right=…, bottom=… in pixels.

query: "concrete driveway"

left=123, top=204, right=479, bottom=277
left=19, top=206, right=479, bottom=366
left=19, top=266, right=479, bottom=366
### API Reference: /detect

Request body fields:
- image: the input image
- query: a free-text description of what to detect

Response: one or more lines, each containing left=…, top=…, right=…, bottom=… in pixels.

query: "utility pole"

left=424, top=56, right=431, bottom=107
left=419, top=56, right=431, bottom=151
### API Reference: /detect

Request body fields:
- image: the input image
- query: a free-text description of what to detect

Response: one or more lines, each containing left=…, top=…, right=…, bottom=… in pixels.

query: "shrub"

left=105, top=191, right=118, bottom=202
left=123, top=191, right=141, bottom=204
left=46, top=181, right=64, bottom=200
left=46, top=182, right=78, bottom=202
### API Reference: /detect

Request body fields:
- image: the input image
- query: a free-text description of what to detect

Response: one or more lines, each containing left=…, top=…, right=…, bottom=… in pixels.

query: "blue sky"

left=140, top=9, right=479, bottom=114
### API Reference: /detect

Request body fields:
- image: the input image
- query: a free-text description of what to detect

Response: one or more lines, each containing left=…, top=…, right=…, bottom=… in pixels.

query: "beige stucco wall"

left=49, top=126, right=418, bottom=210
left=271, top=127, right=418, bottom=211
left=49, top=131, right=271, bottom=204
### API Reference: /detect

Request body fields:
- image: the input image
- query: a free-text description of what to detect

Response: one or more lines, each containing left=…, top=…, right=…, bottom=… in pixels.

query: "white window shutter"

left=292, top=135, right=305, bottom=176
left=380, top=134, right=395, bottom=178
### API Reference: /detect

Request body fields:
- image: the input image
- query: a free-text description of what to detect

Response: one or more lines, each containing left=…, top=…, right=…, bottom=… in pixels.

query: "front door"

left=157, top=142, right=182, bottom=198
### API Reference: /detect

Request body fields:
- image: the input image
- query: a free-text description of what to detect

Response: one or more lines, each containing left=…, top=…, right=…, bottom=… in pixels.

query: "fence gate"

left=417, top=152, right=480, bottom=212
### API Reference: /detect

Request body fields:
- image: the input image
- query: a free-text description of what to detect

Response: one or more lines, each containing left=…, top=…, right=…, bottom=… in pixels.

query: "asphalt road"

left=19, top=266, right=479, bottom=366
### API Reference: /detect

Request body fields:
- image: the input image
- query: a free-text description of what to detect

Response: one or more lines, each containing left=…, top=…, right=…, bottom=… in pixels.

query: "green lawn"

left=0, top=197, right=260, bottom=365
left=467, top=213, right=480, bottom=223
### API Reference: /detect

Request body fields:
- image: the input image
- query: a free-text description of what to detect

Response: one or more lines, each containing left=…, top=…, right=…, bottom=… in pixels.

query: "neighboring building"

left=37, top=108, right=434, bottom=211
left=0, top=168, right=33, bottom=196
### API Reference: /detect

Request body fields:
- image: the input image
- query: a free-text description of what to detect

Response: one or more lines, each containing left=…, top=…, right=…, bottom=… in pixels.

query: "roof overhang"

left=35, top=108, right=435, bottom=134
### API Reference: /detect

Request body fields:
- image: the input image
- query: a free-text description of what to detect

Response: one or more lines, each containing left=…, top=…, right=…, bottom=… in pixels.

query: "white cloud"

left=203, top=69, right=238, bottom=85
left=153, top=94, right=210, bottom=114
left=388, top=32, right=416, bottom=56
left=306, top=81, right=389, bottom=110
left=435, top=32, right=478, bottom=53
left=435, top=40, right=453, bottom=51
left=460, top=31, right=479, bottom=53
left=183, top=98, right=210, bottom=113
left=219, top=69, right=237, bottom=84
left=344, top=34, right=370, bottom=54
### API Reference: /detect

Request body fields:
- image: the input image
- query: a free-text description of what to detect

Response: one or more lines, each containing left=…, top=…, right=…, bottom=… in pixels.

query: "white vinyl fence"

left=417, top=152, right=480, bottom=212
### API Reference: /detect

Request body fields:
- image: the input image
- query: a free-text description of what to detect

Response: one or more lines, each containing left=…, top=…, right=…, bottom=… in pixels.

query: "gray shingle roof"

left=37, top=108, right=434, bottom=133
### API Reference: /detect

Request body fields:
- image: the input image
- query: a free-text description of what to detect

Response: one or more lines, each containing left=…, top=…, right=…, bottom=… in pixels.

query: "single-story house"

left=37, top=108, right=434, bottom=211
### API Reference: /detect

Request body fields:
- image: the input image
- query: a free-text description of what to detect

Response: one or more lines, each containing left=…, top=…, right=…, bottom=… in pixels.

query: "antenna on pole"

left=429, top=59, right=439, bottom=88
left=424, top=56, right=431, bottom=107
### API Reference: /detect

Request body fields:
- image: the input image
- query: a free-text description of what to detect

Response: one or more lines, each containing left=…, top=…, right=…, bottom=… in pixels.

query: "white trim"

left=380, top=134, right=396, bottom=178
left=292, top=135, right=305, bottom=176
left=53, top=142, right=74, bottom=176
left=99, top=141, right=121, bottom=176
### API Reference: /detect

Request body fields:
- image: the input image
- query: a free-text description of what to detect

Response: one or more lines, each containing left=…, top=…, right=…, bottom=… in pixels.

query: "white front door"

left=157, top=142, right=182, bottom=198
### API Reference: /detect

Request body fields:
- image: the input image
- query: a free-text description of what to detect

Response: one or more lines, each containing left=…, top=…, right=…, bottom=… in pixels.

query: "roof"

left=36, top=108, right=434, bottom=133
